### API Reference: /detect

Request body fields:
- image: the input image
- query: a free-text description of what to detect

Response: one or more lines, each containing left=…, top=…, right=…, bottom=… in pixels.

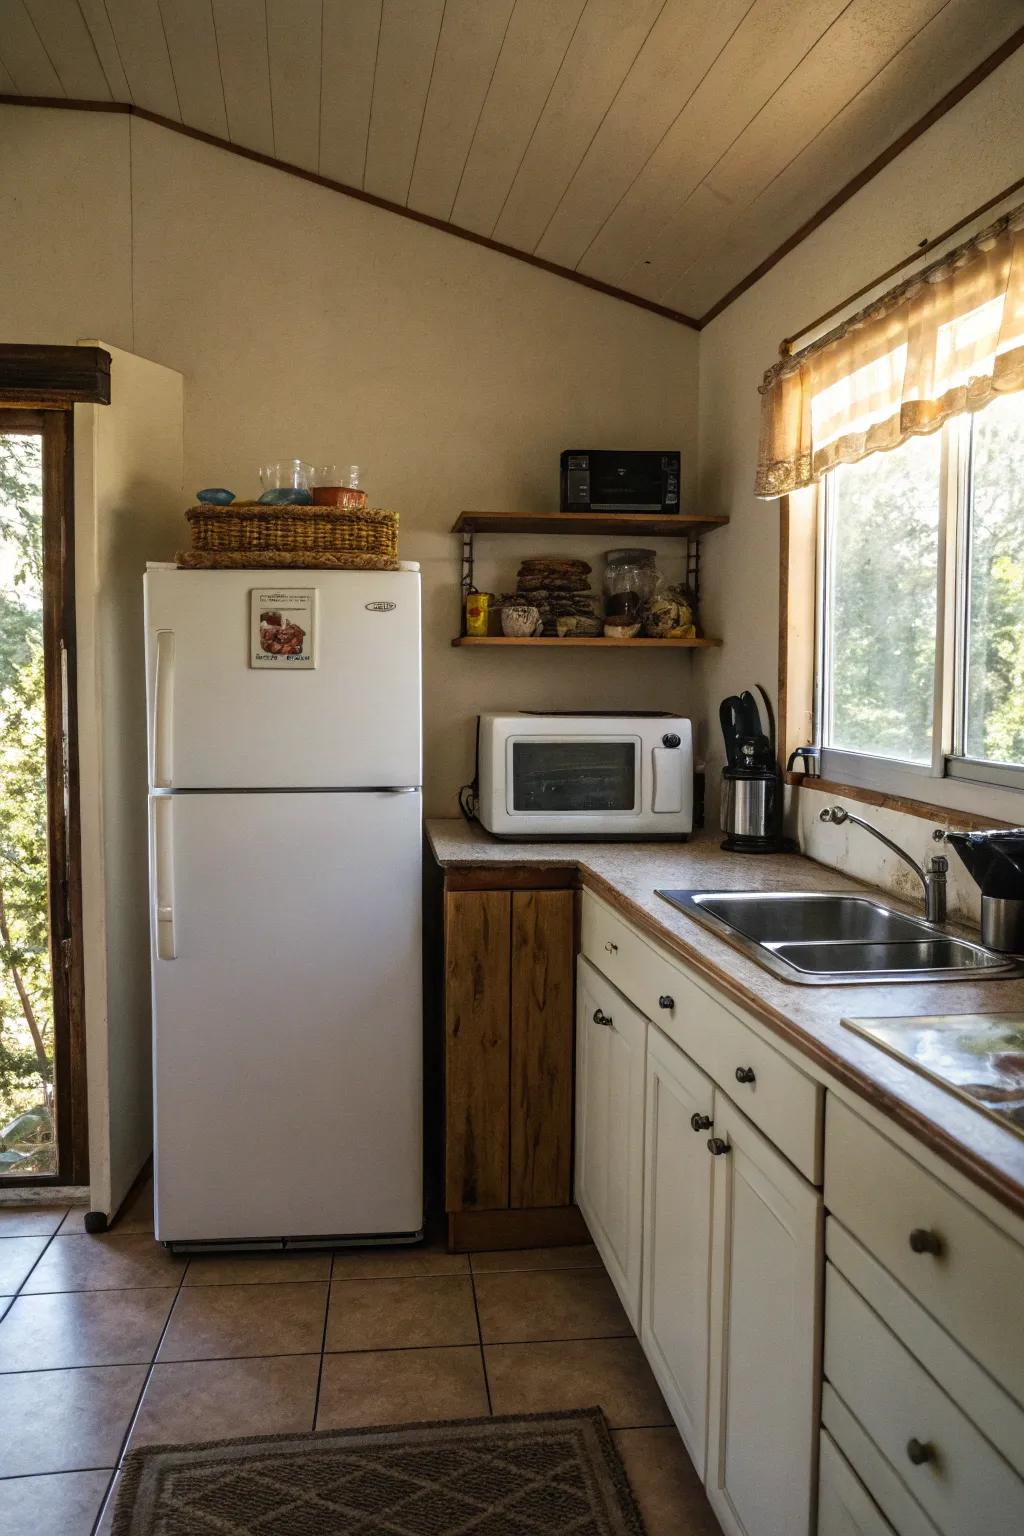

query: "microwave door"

left=590, top=455, right=662, bottom=512
left=507, top=737, right=641, bottom=817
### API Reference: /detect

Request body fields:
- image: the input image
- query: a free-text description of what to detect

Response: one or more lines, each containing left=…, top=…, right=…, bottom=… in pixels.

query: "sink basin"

left=656, top=890, right=1024, bottom=985
left=676, top=892, right=926, bottom=945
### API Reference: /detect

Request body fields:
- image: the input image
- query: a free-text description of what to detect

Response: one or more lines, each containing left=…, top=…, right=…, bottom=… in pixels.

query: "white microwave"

left=476, top=712, right=693, bottom=839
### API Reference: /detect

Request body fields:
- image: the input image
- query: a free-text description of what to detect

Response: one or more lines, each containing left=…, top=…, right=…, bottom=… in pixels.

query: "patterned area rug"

left=112, top=1407, right=647, bottom=1534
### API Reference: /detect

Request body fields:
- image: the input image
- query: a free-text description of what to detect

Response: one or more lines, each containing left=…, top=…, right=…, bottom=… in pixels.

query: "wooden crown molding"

left=3, top=22, right=1021, bottom=335
left=0, top=344, right=111, bottom=408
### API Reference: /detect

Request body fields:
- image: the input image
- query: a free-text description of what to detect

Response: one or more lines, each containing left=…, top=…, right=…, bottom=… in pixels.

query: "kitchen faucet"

left=818, top=805, right=948, bottom=925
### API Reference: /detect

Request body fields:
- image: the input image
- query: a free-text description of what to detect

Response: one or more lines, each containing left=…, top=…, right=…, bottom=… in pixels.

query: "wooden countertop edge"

left=428, top=833, right=1024, bottom=1221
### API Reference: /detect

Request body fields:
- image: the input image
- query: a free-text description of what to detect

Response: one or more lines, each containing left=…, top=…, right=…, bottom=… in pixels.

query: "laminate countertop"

left=426, top=817, right=1024, bottom=1224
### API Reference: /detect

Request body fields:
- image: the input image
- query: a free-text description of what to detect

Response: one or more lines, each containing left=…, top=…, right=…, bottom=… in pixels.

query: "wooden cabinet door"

left=575, top=956, right=646, bottom=1327
left=510, top=890, right=574, bottom=1208
left=444, top=891, right=510, bottom=1211
left=705, top=1094, right=822, bottom=1536
left=642, top=1026, right=715, bottom=1473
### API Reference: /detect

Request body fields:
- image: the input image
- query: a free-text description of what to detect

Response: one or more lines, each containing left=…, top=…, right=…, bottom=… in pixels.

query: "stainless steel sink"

left=656, top=890, right=1024, bottom=985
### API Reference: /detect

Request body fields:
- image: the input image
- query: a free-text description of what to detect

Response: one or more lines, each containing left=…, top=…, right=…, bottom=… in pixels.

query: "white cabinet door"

left=575, top=956, right=647, bottom=1327
left=642, top=1025, right=715, bottom=1472
left=705, top=1095, right=823, bottom=1536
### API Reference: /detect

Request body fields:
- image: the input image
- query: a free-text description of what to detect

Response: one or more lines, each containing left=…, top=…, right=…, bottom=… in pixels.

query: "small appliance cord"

left=458, top=715, right=480, bottom=823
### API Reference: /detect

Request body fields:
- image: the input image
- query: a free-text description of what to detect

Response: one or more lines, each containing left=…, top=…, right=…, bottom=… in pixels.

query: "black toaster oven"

left=560, top=450, right=680, bottom=513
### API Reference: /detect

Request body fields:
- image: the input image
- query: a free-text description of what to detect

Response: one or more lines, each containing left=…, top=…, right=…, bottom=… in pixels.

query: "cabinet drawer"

left=582, top=890, right=683, bottom=1028
left=827, top=1216, right=1024, bottom=1474
left=582, top=891, right=822, bottom=1181
left=824, top=1264, right=1024, bottom=1536
left=822, top=1385, right=940, bottom=1536
left=819, top=1432, right=896, bottom=1536
left=825, top=1096, right=1024, bottom=1409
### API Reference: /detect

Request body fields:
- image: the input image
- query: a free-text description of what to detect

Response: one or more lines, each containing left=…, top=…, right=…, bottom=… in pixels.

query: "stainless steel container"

left=720, top=769, right=783, bottom=852
left=981, top=895, right=1024, bottom=954
left=943, top=829, right=1024, bottom=954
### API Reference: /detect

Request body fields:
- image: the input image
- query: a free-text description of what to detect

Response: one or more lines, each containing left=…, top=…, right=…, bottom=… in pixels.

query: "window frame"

left=812, top=405, right=1024, bottom=821
left=0, top=407, right=89, bottom=1187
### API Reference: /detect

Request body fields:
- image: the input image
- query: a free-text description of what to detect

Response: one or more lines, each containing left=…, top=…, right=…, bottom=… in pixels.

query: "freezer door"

left=150, top=789, right=422, bottom=1242
left=144, top=568, right=421, bottom=788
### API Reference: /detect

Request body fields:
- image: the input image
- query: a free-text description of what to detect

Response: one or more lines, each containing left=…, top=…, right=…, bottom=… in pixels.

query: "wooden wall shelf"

left=452, top=510, right=728, bottom=538
left=452, top=635, right=721, bottom=648
left=452, top=508, right=726, bottom=650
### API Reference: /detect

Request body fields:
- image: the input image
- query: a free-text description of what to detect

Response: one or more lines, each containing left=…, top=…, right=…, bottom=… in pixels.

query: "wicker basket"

left=177, top=503, right=399, bottom=569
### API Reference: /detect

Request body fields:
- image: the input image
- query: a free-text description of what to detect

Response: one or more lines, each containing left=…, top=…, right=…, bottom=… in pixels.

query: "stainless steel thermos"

left=719, top=684, right=784, bottom=853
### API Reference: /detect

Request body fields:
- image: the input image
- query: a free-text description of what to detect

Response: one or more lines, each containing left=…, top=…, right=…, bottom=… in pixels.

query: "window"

left=816, top=391, right=1024, bottom=809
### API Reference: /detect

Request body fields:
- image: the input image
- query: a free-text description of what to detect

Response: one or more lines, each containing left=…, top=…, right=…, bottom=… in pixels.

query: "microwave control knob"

left=662, top=733, right=681, bottom=748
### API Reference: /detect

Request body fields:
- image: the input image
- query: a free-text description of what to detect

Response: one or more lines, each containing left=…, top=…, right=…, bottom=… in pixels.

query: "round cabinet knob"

left=707, top=1137, right=730, bottom=1157
left=658, top=995, right=675, bottom=1010
left=690, top=1112, right=713, bottom=1133
left=735, top=1066, right=756, bottom=1084
left=604, top=941, right=618, bottom=954
left=593, top=1008, right=613, bottom=1028
left=906, top=1438, right=935, bottom=1467
left=909, top=1228, right=943, bottom=1257
left=662, top=733, right=681, bottom=748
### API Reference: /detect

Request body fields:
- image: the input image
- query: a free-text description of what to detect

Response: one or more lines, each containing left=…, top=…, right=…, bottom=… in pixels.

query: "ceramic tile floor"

left=0, top=1183, right=721, bottom=1535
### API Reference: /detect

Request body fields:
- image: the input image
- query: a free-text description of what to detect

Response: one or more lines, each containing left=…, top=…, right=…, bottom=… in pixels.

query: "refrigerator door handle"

left=153, top=629, right=175, bottom=788
left=154, top=797, right=177, bottom=960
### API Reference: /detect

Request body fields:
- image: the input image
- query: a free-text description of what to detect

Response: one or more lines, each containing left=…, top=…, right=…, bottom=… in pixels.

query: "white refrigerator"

left=144, top=564, right=423, bottom=1248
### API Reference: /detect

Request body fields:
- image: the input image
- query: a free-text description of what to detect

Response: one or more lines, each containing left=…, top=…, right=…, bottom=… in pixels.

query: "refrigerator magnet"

left=250, top=588, right=317, bottom=669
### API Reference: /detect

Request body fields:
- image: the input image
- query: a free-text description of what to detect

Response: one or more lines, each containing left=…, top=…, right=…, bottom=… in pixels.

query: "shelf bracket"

left=459, top=528, right=475, bottom=634
left=687, top=536, right=701, bottom=607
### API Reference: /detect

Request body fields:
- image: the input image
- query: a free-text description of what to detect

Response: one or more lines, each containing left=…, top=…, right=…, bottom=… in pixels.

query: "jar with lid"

left=603, top=548, right=658, bottom=632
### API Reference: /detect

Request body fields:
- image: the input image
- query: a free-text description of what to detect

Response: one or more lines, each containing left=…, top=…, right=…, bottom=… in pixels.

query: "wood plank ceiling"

left=1, top=0, right=1021, bottom=320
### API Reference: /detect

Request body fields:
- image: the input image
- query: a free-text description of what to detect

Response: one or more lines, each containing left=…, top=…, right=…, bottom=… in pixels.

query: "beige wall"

left=696, top=47, right=1024, bottom=907
left=0, top=104, right=701, bottom=815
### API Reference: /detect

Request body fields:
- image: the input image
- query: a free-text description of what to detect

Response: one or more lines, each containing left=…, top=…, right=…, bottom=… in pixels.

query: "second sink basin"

left=656, top=890, right=1024, bottom=985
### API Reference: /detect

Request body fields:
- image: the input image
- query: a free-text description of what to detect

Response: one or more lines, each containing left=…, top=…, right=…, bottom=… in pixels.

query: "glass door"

left=510, top=737, right=640, bottom=814
left=0, top=413, right=85, bottom=1183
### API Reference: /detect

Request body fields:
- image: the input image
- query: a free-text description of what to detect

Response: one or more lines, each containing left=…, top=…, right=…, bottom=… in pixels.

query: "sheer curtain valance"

left=754, top=204, right=1024, bottom=499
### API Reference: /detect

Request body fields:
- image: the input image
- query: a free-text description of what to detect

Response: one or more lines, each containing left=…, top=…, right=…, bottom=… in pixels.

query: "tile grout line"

left=89, top=1248, right=191, bottom=1536
left=0, top=1327, right=636, bottom=1380
left=468, top=1263, right=493, bottom=1415
left=309, top=1253, right=336, bottom=1432
left=6, top=1213, right=70, bottom=1300
left=0, top=1464, right=118, bottom=1482
left=0, top=1407, right=677, bottom=1487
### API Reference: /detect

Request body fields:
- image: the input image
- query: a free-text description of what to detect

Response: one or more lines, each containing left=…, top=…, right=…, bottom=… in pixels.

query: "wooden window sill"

left=786, top=773, right=1017, bottom=832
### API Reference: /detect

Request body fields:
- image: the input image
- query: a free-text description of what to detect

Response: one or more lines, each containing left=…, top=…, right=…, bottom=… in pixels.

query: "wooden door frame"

left=0, top=345, right=108, bottom=1186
